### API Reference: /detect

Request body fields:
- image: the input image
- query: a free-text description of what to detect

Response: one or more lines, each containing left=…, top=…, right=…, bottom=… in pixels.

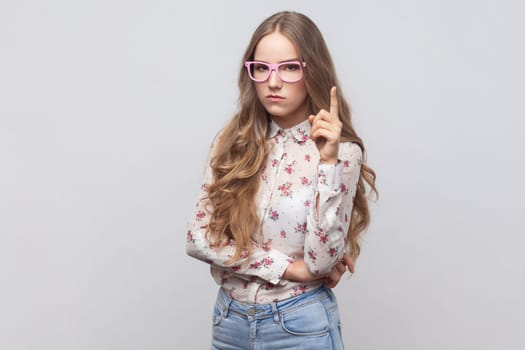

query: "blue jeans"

left=211, top=286, right=345, bottom=349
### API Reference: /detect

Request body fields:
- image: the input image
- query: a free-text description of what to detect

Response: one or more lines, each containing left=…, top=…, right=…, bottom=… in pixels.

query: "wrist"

left=283, top=261, right=295, bottom=280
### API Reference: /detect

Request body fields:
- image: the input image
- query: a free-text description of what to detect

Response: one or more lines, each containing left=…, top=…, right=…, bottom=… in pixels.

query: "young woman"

left=186, top=11, right=377, bottom=349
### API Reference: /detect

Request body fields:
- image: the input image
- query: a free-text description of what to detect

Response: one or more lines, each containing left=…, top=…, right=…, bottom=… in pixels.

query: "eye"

left=283, top=63, right=300, bottom=71
left=254, top=63, right=269, bottom=72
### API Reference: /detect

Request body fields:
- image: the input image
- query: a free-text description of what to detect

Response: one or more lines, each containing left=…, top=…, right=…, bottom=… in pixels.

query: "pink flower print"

left=314, top=228, right=327, bottom=243
left=308, top=249, right=317, bottom=262
left=280, top=230, right=287, bottom=238
left=343, top=160, right=350, bottom=168
left=250, top=261, right=262, bottom=269
left=305, top=154, right=311, bottom=162
left=269, top=208, right=279, bottom=221
left=271, top=158, right=279, bottom=167
left=304, top=200, right=311, bottom=208
left=186, top=230, right=195, bottom=244
left=262, top=283, right=275, bottom=291
left=341, top=183, right=349, bottom=195
left=262, top=239, right=273, bottom=252
left=344, top=213, right=349, bottom=223
left=284, top=163, right=294, bottom=174
left=292, top=285, right=308, bottom=296
left=318, top=170, right=328, bottom=186
left=294, top=222, right=307, bottom=234
left=195, top=210, right=205, bottom=221
left=231, top=266, right=241, bottom=273
left=300, top=176, right=312, bottom=186
left=262, top=256, right=274, bottom=267
left=328, top=247, right=338, bottom=257
left=295, top=128, right=309, bottom=143
left=278, top=182, right=293, bottom=197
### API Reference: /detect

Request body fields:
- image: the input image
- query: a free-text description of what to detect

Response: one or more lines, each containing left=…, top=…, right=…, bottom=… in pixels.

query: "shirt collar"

left=268, top=118, right=311, bottom=143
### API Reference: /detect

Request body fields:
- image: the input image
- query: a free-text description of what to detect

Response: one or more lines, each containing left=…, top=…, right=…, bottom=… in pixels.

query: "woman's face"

left=252, top=32, right=309, bottom=129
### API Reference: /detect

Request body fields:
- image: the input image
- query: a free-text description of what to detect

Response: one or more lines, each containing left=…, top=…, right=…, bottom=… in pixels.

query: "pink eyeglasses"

left=244, top=61, right=306, bottom=83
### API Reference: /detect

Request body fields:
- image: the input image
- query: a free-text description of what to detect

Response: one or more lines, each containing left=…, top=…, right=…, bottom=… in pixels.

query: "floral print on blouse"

left=186, top=118, right=362, bottom=304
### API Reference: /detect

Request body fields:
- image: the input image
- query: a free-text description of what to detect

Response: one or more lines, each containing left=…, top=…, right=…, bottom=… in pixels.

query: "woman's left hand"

left=308, top=86, right=342, bottom=164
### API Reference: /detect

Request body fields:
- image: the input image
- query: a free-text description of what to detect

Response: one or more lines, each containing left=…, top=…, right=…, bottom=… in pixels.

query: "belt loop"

left=271, top=302, right=280, bottom=323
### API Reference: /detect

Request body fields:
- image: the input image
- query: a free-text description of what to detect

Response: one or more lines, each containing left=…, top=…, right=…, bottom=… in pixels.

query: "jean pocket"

left=280, top=301, right=330, bottom=336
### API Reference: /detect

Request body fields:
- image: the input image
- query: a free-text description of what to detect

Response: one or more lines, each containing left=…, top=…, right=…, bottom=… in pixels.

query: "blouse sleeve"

left=185, top=135, right=292, bottom=286
left=304, top=142, right=362, bottom=275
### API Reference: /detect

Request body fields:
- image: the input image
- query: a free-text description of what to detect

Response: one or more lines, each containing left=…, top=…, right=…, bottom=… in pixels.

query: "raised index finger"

left=329, top=86, right=338, bottom=117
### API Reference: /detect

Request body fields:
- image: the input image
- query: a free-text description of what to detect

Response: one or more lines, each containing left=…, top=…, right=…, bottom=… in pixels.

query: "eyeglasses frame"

left=244, top=60, right=307, bottom=83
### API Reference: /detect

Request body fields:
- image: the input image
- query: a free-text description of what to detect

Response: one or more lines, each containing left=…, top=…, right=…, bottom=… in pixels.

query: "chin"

left=264, top=105, right=290, bottom=117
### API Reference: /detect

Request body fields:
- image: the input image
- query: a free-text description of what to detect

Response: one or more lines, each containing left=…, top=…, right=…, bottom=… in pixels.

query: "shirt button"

left=247, top=308, right=256, bottom=316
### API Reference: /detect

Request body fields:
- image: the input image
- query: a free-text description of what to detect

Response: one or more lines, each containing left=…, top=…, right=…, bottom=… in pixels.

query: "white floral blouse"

left=186, top=118, right=362, bottom=304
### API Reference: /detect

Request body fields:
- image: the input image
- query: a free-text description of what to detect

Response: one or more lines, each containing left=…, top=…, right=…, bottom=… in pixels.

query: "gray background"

left=1, top=0, right=524, bottom=349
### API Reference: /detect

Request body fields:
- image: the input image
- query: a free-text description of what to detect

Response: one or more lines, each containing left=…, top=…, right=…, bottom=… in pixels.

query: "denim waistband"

left=216, top=285, right=335, bottom=322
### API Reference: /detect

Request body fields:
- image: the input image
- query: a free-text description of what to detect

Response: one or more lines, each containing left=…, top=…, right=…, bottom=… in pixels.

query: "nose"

left=267, top=69, right=282, bottom=89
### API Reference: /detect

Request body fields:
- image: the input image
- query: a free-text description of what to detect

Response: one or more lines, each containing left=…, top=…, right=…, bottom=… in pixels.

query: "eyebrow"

left=251, top=58, right=301, bottom=63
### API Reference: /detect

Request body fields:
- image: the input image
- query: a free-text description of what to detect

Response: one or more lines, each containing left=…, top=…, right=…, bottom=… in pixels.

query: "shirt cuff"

left=257, top=250, right=292, bottom=286
left=318, top=161, right=343, bottom=203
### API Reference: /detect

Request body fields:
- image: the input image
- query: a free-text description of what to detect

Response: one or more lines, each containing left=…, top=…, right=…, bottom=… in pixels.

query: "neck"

left=271, top=116, right=307, bottom=129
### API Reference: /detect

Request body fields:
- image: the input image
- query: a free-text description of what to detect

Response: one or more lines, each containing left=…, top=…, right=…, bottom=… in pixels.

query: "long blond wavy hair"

left=206, top=11, right=377, bottom=263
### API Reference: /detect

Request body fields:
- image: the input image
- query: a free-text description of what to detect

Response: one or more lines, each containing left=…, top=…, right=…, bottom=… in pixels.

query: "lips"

left=267, top=95, right=285, bottom=102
